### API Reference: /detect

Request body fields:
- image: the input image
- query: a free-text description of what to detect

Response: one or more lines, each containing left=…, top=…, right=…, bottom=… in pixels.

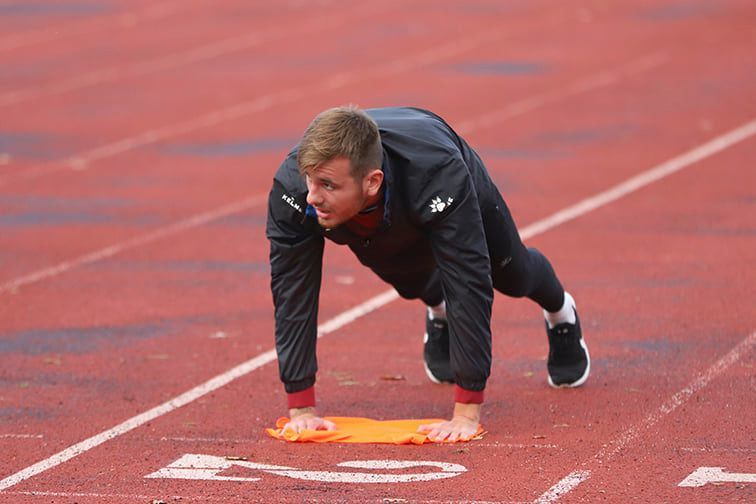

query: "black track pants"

left=418, top=193, right=564, bottom=313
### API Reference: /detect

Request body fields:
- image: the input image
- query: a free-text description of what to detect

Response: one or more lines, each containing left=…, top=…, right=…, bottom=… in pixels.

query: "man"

left=266, top=106, right=590, bottom=442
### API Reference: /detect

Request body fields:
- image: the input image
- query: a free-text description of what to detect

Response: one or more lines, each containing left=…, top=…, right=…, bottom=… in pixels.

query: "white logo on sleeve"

left=429, top=196, right=454, bottom=213
left=281, top=193, right=303, bottom=213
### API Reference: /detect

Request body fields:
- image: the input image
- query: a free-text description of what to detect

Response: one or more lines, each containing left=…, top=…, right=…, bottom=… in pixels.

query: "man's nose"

left=306, top=188, right=322, bottom=206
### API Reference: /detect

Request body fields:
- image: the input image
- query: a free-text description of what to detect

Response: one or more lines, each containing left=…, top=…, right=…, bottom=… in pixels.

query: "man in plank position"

left=266, top=106, right=590, bottom=441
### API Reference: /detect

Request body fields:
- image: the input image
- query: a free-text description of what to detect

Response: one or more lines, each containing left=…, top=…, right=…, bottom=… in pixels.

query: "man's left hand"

left=417, top=402, right=481, bottom=442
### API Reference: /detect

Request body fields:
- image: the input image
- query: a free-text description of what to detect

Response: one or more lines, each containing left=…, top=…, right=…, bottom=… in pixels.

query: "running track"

left=1, top=0, right=754, bottom=502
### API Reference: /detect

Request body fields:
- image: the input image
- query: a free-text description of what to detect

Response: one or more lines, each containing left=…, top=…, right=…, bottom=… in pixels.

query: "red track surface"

left=1, top=1, right=754, bottom=502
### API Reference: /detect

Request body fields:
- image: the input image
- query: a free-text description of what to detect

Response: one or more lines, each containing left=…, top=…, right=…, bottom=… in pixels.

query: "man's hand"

left=418, top=402, right=481, bottom=442
left=282, top=407, right=336, bottom=434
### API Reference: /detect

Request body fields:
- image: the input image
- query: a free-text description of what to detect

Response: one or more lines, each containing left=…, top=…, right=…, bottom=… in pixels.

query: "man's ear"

left=364, top=168, right=384, bottom=197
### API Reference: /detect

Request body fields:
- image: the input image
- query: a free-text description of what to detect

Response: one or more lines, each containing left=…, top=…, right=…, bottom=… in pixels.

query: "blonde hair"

left=297, top=105, right=382, bottom=179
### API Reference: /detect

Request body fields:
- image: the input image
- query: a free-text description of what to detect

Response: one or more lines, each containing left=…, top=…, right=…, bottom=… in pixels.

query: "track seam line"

left=680, top=447, right=756, bottom=454
left=381, top=501, right=523, bottom=504
left=1, top=492, right=521, bottom=504
left=0, top=1, right=186, bottom=53
left=0, top=13, right=566, bottom=185
left=537, top=330, right=756, bottom=503
left=1, top=490, right=238, bottom=502
left=457, top=52, right=668, bottom=135
left=156, top=436, right=560, bottom=449
left=0, top=195, right=265, bottom=294
left=0, top=3, right=392, bottom=107
left=0, top=51, right=666, bottom=294
left=1, top=118, right=754, bottom=492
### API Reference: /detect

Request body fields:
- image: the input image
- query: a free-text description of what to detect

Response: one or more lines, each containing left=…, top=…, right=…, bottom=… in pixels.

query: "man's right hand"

left=282, top=407, right=336, bottom=434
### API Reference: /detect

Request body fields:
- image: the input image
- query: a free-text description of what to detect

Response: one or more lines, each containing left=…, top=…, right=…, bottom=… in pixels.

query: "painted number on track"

left=679, top=467, right=756, bottom=487
left=146, top=454, right=467, bottom=484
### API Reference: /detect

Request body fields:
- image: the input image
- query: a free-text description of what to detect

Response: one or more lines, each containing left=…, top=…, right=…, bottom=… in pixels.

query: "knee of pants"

left=491, top=259, right=536, bottom=298
left=492, top=274, right=531, bottom=298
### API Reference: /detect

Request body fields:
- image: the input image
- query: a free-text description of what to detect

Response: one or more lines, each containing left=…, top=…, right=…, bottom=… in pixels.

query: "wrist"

left=453, top=402, right=481, bottom=423
left=289, top=406, right=317, bottom=418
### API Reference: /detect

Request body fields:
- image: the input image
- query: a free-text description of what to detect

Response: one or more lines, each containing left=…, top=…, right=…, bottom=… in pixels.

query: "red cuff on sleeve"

left=287, top=386, right=316, bottom=409
left=454, top=385, right=484, bottom=404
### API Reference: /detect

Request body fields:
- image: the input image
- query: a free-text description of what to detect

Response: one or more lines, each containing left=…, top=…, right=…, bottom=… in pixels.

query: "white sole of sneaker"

left=423, top=361, right=453, bottom=385
left=423, top=330, right=453, bottom=384
left=548, top=337, right=591, bottom=389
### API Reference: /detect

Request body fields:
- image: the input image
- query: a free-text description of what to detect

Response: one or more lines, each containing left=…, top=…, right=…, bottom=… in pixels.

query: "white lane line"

left=594, top=330, right=756, bottom=464
left=0, top=288, right=395, bottom=492
left=1, top=119, right=754, bottom=492
left=543, top=329, right=756, bottom=502
left=0, top=1, right=184, bottom=53
left=533, top=471, right=592, bottom=504
left=519, top=117, right=756, bottom=239
left=0, top=48, right=667, bottom=293
left=0, top=3, right=388, bottom=107
left=0, top=195, right=265, bottom=294
left=316, top=289, right=400, bottom=334
left=0, top=434, right=43, bottom=439
left=0, top=13, right=561, bottom=184
left=0, top=49, right=666, bottom=293
left=523, top=119, right=756, bottom=501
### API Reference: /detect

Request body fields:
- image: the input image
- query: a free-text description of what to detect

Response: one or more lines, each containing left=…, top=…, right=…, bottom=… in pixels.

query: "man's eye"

left=323, top=182, right=335, bottom=190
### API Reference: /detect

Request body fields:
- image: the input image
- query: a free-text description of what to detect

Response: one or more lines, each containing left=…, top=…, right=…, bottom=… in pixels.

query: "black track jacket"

left=266, top=107, right=500, bottom=396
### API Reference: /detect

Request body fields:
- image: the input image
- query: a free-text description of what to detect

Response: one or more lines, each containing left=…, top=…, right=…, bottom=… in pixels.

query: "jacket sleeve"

left=415, top=154, right=493, bottom=397
left=266, top=177, right=324, bottom=397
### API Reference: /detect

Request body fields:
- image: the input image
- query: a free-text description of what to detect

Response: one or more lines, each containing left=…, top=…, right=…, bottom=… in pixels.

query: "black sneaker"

left=423, top=313, right=454, bottom=384
left=546, top=310, right=590, bottom=388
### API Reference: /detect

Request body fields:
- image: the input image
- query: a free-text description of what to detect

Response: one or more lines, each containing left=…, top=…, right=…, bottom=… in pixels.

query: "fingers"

left=322, top=419, right=337, bottom=431
left=417, top=422, right=449, bottom=440
left=417, top=423, right=447, bottom=442
left=282, top=416, right=336, bottom=434
left=418, top=420, right=477, bottom=442
left=417, top=423, right=437, bottom=433
left=417, top=422, right=450, bottom=441
left=282, top=420, right=305, bottom=434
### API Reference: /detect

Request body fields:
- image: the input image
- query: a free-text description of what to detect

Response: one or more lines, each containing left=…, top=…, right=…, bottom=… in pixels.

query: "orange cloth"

left=266, top=417, right=484, bottom=445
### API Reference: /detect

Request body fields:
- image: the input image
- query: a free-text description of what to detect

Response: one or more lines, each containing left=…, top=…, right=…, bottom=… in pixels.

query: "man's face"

left=304, top=157, right=370, bottom=229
